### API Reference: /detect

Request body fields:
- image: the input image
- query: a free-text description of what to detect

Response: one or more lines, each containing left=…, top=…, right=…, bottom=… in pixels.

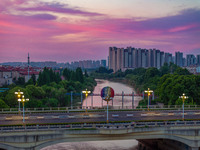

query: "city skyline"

left=0, top=0, right=200, bottom=63
left=109, top=46, right=200, bottom=72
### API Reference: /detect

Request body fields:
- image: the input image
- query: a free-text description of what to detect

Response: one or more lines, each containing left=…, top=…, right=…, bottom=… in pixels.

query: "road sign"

left=101, top=86, right=114, bottom=101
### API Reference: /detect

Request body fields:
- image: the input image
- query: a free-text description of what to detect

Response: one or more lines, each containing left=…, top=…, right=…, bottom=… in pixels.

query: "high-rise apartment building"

left=187, top=54, right=196, bottom=66
left=160, top=52, right=165, bottom=67
left=197, top=55, right=200, bottom=66
left=148, top=49, right=154, bottom=68
left=165, top=53, right=173, bottom=64
left=101, top=60, right=106, bottom=67
left=132, top=48, right=138, bottom=68
left=142, top=49, right=148, bottom=68
left=109, top=47, right=124, bottom=72
left=175, top=52, right=183, bottom=67
left=109, top=46, right=174, bottom=72
left=109, top=47, right=117, bottom=72
left=153, top=49, right=162, bottom=68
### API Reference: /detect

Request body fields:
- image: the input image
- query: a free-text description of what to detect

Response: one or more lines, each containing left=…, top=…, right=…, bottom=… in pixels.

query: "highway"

left=0, top=110, right=200, bottom=125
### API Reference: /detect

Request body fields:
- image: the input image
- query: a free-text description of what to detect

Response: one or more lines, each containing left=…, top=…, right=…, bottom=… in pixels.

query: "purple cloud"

left=114, top=8, right=200, bottom=32
left=19, top=2, right=103, bottom=16
left=30, top=14, right=57, bottom=20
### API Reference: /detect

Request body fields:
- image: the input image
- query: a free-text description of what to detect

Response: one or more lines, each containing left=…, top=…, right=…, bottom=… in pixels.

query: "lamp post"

left=144, top=88, right=153, bottom=111
left=15, top=90, right=23, bottom=114
left=18, top=95, right=29, bottom=123
left=179, top=93, right=188, bottom=121
left=82, top=89, right=91, bottom=112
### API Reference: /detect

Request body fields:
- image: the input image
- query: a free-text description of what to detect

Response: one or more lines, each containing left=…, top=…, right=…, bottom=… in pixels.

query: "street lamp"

left=82, top=89, right=91, bottom=112
left=179, top=93, right=188, bottom=121
left=144, top=88, right=153, bottom=111
left=15, top=90, right=23, bottom=114
left=18, top=95, right=29, bottom=123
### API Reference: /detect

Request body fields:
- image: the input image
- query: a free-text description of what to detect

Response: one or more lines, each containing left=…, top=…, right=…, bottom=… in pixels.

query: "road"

left=0, top=110, right=200, bottom=125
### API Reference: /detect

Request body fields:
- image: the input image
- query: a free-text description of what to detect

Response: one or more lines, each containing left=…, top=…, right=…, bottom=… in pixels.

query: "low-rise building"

left=0, top=66, right=40, bottom=86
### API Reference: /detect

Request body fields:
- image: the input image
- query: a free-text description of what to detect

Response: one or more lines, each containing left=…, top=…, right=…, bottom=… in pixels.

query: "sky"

left=0, top=0, right=200, bottom=63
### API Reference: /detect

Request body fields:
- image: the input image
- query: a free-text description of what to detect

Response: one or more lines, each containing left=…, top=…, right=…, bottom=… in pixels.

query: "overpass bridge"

left=0, top=121, right=200, bottom=150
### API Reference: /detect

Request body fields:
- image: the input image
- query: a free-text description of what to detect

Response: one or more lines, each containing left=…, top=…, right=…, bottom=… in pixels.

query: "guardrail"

left=0, top=105, right=200, bottom=113
left=0, top=121, right=200, bottom=132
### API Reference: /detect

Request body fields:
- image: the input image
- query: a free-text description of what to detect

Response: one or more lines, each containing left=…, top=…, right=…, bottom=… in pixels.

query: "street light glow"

left=20, top=95, right=29, bottom=123
left=15, top=90, right=24, bottom=113
left=145, top=88, right=153, bottom=111
left=179, top=93, right=188, bottom=121
left=82, top=89, right=91, bottom=112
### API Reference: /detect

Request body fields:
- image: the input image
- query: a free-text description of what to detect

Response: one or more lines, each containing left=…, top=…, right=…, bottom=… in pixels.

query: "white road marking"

left=112, top=114, right=119, bottom=117
left=37, top=116, right=44, bottom=119
left=52, top=116, right=59, bottom=119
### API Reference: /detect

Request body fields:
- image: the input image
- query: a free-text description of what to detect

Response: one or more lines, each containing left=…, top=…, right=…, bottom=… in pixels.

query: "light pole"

left=15, top=90, right=23, bottom=114
left=82, top=89, right=91, bottom=112
left=18, top=95, right=29, bottom=123
left=144, top=88, right=153, bottom=111
left=179, top=93, right=188, bottom=121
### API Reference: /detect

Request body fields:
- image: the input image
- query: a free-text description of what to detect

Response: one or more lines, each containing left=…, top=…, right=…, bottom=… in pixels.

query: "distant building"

left=196, top=55, right=200, bottom=66
left=187, top=54, right=196, bottom=66
left=197, top=66, right=200, bottom=73
left=0, top=66, right=40, bottom=86
left=185, top=65, right=197, bottom=74
left=175, top=51, right=183, bottom=67
left=183, top=58, right=187, bottom=67
left=101, top=60, right=106, bottom=67
left=165, top=53, right=173, bottom=64
left=148, top=49, right=154, bottom=67
left=109, top=46, right=169, bottom=72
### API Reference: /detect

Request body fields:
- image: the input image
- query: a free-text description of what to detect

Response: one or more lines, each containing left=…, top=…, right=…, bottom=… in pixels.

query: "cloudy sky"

left=0, top=0, right=200, bottom=63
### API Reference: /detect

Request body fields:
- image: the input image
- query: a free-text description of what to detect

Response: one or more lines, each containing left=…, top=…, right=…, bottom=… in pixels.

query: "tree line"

left=92, top=63, right=200, bottom=105
left=0, top=67, right=96, bottom=108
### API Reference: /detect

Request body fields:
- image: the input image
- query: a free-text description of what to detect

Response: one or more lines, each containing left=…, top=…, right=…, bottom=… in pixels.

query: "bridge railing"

left=0, top=105, right=200, bottom=113
left=1, top=120, right=200, bottom=132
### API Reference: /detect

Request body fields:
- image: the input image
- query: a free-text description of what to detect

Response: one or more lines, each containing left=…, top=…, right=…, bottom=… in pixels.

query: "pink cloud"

left=18, top=2, right=103, bottom=16
left=0, top=1, right=200, bottom=63
left=169, top=24, right=197, bottom=32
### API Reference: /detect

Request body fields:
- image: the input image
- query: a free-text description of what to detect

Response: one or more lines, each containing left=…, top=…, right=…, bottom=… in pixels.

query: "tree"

left=84, top=70, right=89, bottom=77
left=26, top=78, right=34, bottom=86
left=63, top=68, right=71, bottom=80
left=0, top=99, right=9, bottom=108
left=26, top=85, right=45, bottom=99
left=17, top=77, right=25, bottom=85
left=160, top=63, right=170, bottom=76
left=42, top=85, right=56, bottom=99
left=5, top=87, right=28, bottom=107
left=31, top=74, right=36, bottom=85
left=174, top=68, right=191, bottom=75
left=132, top=68, right=146, bottom=76
left=46, top=98, right=58, bottom=107
left=55, top=88, right=67, bottom=106
left=144, top=67, right=160, bottom=81
left=76, top=67, right=84, bottom=83
left=26, top=98, right=42, bottom=108
left=70, top=71, right=76, bottom=81
left=169, top=62, right=178, bottom=74
left=37, top=67, right=61, bottom=86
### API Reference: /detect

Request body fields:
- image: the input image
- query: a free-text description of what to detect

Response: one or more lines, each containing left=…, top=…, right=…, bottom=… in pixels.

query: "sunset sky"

left=0, top=0, right=200, bottom=63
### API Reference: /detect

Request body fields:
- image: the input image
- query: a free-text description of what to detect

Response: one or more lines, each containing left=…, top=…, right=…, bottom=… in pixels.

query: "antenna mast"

left=28, top=53, right=30, bottom=81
